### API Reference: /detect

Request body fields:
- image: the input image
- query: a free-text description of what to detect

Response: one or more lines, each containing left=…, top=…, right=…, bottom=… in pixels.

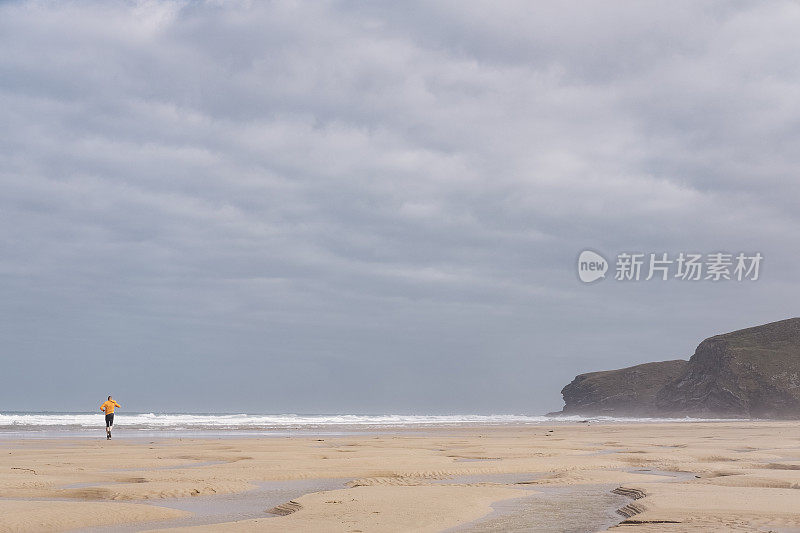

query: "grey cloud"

left=1, top=0, right=798, bottom=413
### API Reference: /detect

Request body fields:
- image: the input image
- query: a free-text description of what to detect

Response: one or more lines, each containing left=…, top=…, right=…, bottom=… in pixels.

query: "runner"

left=100, top=396, right=121, bottom=440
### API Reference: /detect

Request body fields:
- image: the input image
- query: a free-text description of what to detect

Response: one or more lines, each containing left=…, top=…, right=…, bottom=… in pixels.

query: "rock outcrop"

left=556, top=318, right=800, bottom=419
left=560, top=360, right=688, bottom=416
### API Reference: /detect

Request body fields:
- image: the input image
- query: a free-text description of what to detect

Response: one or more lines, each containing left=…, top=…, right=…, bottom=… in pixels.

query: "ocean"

left=0, top=412, right=736, bottom=438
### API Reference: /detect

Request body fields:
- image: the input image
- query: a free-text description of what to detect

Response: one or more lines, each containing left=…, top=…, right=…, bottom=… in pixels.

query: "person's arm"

left=100, top=403, right=106, bottom=412
left=114, top=401, right=121, bottom=408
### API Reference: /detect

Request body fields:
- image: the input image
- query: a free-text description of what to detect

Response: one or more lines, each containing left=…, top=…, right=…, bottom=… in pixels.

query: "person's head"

left=108, top=395, right=112, bottom=400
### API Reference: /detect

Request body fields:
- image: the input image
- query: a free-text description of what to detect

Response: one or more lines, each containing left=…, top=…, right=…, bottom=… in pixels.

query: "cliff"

left=556, top=318, right=800, bottom=419
left=559, top=360, right=689, bottom=416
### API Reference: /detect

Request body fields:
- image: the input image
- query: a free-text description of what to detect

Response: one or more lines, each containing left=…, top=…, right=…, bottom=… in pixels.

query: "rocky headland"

left=557, top=318, right=800, bottom=419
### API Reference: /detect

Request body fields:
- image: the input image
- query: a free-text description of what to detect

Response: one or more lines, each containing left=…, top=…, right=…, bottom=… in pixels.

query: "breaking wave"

left=0, top=412, right=735, bottom=433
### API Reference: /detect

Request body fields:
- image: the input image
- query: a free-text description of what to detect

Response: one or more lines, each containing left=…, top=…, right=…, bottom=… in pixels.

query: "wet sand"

left=448, top=484, right=629, bottom=532
left=2, top=422, right=800, bottom=531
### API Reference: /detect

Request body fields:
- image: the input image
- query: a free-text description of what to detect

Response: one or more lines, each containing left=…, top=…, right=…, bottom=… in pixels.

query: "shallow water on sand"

left=74, top=469, right=692, bottom=532
left=74, top=478, right=349, bottom=532
left=442, top=468, right=696, bottom=532
left=446, top=484, right=629, bottom=533
left=73, top=473, right=630, bottom=533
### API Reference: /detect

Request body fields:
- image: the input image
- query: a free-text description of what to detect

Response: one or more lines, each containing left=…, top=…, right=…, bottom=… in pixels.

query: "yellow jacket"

left=101, top=400, right=121, bottom=414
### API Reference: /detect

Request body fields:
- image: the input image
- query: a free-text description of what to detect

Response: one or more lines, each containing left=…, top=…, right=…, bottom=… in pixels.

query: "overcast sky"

left=1, top=1, right=799, bottom=413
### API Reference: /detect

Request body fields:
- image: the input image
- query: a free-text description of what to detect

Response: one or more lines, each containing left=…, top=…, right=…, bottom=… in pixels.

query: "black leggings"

left=105, top=413, right=114, bottom=428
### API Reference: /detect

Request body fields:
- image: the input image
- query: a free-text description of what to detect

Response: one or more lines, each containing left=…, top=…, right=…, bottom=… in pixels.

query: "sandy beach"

left=1, top=422, right=800, bottom=532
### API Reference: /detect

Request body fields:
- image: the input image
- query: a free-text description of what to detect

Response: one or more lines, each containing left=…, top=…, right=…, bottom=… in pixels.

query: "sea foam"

left=0, top=412, right=735, bottom=432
